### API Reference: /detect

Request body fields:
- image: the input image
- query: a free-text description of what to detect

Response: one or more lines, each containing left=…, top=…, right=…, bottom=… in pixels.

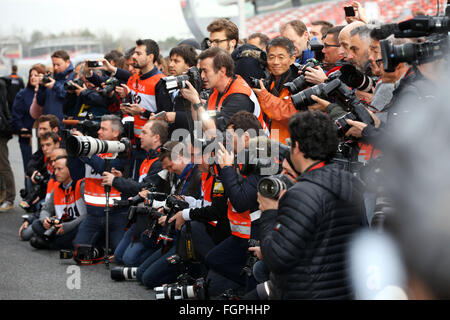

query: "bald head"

left=338, top=21, right=365, bottom=62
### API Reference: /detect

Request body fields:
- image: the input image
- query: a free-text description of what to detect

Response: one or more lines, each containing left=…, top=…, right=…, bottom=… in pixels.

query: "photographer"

left=136, top=140, right=202, bottom=289
left=156, top=45, right=198, bottom=136
left=29, top=156, right=87, bottom=250
left=180, top=47, right=267, bottom=135
left=19, top=148, right=66, bottom=241
left=71, top=115, right=128, bottom=252
left=36, top=50, right=75, bottom=122
left=258, top=111, right=365, bottom=299
left=280, top=20, right=315, bottom=65
left=103, top=120, right=169, bottom=266
left=204, top=111, right=265, bottom=295
left=252, top=36, right=298, bottom=144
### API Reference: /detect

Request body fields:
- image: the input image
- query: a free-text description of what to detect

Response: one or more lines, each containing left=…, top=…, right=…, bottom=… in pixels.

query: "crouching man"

left=30, top=155, right=87, bottom=250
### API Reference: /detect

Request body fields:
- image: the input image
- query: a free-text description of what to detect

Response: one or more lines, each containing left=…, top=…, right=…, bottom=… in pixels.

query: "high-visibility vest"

left=357, top=142, right=381, bottom=164
left=127, top=71, right=165, bottom=137
left=52, top=179, right=87, bottom=221
left=225, top=170, right=260, bottom=239
left=207, top=75, right=269, bottom=135
left=45, top=178, right=57, bottom=202
left=84, top=153, right=122, bottom=207
left=138, top=156, right=159, bottom=183
left=200, top=170, right=225, bottom=227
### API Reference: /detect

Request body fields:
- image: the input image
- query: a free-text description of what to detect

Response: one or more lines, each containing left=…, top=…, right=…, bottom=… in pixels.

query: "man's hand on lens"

left=101, top=172, right=115, bottom=186
left=123, top=103, right=142, bottom=116
left=71, top=128, right=84, bottom=136
left=180, top=81, right=201, bottom=104
left=111, top=168, right=123, bottom=177
left=55, top=223, right=64, bottom=235
left=44, top=77, right=56, bottom=90
left=168, top=211, right=186, bottom=231
left=139, top=189, right=150, bottom=199
left=257, top=190, right=286, bottom=212
left=252, top=79, right=267, bottom=94
left=345, top=119, right=367, bottom=138
left=216, top=142, right=234, bottom=168
left=304, top=66, right=328, bottom=85
left=31, top=171, right=39, bottom=184
left=158, top=215, right=167, bottom=226
left=308, top=95, right=331, bottom=112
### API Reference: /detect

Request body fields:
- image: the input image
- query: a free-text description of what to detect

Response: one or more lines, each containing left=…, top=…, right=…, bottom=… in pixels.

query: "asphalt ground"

left=0, top=136, right=154, bottom=300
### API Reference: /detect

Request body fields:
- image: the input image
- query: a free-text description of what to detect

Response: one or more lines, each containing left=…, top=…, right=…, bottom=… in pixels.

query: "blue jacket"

left=36, top=63, right=75, bottom=122
left=295, top=49, right=315, bottom=65
left=11, top=87, right=35, bottom=138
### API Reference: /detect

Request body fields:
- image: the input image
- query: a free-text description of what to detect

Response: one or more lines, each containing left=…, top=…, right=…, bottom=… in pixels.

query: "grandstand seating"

left=245, top=0, right=442, bottom=36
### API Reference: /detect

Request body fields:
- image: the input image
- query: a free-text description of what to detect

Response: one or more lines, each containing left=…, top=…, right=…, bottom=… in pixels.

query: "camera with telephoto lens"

left=98, top=77, right=121, bottom=97
left=60, top=244, right=110, bottom=265
left=310, top=37, right=325, bottom=62
left=240, top=239, right=260, bottom=277
left=19, top=173, right=49, bottom=212
left=64, top=78, right=84, bottom=91
left=162, top=66, right=203, bottom=93
left=155, top=276, right=208, bottom=300
left=257, top=174, right=295, bottom=200
left=43, top=217, right=59, bottom=242
left=338, top=64, right=374, bottom=93
left=283, top=58, right=320, bottom=94
left=66, top=135, right=129, bottom=158
left=157, top=195, right=190, bottom=251
left=42, top=73, right=53, bottom=84
left=373, top=6, right=450, bottom=72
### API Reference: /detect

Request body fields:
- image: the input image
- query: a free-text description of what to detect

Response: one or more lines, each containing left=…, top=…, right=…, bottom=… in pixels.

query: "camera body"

left=42, top=73, right=53, bottom=84
left=64, top=78, right=84, bottom=91
left=155, top=277, right=208, bottom=300
left=19, top=173, right=49, bottom=212
left=98, top=77, right=121, bottom=97
left=284, top=59, right=320, bottom=94
left=43, top=217, right=59, bottom=242
left=162, top=66, right=203, bottom=93
left=249, top=77, right=271, bottom=89
left=240, top=239, right=260, bottom=277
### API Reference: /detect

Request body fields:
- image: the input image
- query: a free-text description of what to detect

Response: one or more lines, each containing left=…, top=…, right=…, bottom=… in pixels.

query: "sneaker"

left=0, top=201, right=13, bottom=211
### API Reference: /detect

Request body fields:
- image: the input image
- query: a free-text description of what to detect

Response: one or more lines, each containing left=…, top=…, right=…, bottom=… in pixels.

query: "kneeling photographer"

left=30, top=155, right=87, bottom=250
left=68, top=115, right=130, bottom=256
left=258, top=111, right=366, bottom=299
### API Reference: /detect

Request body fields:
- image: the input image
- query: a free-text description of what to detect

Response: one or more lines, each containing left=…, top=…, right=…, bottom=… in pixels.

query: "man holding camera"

left=252, top=36, right=298, bottom=144
left=71, top=115, right=128, bottom=253
left=157, top=45, right=199, bottom=136
left=257, top=111, right=365, bottom=299
left=29, top=156, right=87, bottom=250
left=181, top=47, right=267, bottom=135
left=36, top=50, right=75, bottom=122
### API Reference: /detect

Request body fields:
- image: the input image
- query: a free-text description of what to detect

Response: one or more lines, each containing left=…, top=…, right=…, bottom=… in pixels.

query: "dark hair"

left=323, top=25, right=345, bottom=43
left=288, top=111, right=338, bottom=162
left=125, top=47, right=136, bottom=60
left=104, top=50, right=123, bottom=65
left=248, top=33, right=270, bottom=48
left=169, top=45, right=198, bottom=67
left=51, top=50, right=70, bottom=61
left=136, top=39, right=159, bottom=61
left=226, top=111, right=262, bottom=134
left=207, top=18, right=239, bottom=43
left=159, top=140, right=184, bottom=162
left=27, top=63, right=46, bottom=88
left=38, top=114, right=60, bottom=130
left=12, top=65, right=18, bottom=73
left=311, top=20, right=334, bottom=37
left=266, top=36, right=296, bottom=57
left=198, top=47, right=234, bottom=77
left=40, top=131, right=60, bottom=144
left=149, top=120, right=169, bottom=144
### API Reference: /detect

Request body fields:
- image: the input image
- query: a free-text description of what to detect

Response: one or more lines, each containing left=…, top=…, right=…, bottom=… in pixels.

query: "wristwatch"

left=192, top=102, right=204, bottom=110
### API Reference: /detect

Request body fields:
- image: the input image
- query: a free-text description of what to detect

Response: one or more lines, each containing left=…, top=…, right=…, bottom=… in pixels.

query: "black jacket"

left=259, top=163, right=365, bottom=300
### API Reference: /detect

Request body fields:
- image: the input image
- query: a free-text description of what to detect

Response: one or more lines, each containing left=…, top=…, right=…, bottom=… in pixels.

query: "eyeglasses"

left=323, top=43, right=340, bottom=48
left=206, top=38, right=229, bottom=47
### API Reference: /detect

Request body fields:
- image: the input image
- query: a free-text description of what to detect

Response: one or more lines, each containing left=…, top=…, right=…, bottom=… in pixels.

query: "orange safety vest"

left=225, top=170, right=261, bottom=239
left=45, top=178, right=57, bottom=201
left=127, top=71, right=165, bottom=137
left=200, top=170, right=225, bottom=227
left=84, top=153, right=122, bottom=207
left=138, top=156, right=159, bottom=183
left=207, top=75, right=269, bottom=135
left=357, top=142, right=381, bottom=164
left=52, top=179, right=86, bottom=220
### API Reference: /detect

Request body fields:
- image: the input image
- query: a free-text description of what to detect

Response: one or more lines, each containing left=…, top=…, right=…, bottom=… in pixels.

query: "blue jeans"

left=253, top=260, right=270, bottom=283
left=114, top=225, right=157, bottom=266
left=19, top=137, right=32, bottom=174
left=73, top=211, right=127, bottom=252
left=136, top=245, right=178, bottom=289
